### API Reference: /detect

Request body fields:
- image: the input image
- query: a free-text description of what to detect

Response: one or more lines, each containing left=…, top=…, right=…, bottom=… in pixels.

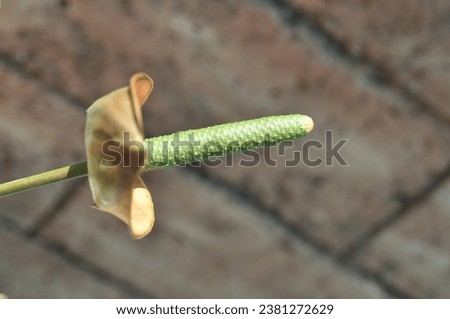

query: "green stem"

left=0, top=162, right=88, bottom=197
left=0, top=114, right=313, bottom=197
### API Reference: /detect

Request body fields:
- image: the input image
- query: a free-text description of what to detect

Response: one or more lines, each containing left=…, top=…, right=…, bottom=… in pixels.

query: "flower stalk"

left=0, top=114, right=313, bottom=198
left=1, top=72, right=315, bottom=239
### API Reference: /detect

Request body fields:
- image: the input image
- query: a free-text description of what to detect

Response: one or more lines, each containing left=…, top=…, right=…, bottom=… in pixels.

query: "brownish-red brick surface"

left=0, top=0, right=449, bottom=298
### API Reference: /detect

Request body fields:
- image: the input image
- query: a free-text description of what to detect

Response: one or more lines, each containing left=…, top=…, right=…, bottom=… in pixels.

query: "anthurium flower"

left=85, top=73, right=155, bottom=239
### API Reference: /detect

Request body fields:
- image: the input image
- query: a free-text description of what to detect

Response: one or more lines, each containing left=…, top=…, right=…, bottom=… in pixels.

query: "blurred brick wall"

left=0, top=0, right=449, bottom=298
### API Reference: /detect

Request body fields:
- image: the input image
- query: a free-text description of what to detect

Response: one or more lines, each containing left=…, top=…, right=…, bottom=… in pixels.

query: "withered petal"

left=129, top=177, right=155, bottom=239
left=85, top=73, right=155, bottom=239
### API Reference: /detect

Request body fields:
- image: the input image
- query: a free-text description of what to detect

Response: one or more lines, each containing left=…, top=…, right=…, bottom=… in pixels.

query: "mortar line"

left=0, top=213, right=154, bottom=298
left=340, top=162, right=450, bottom=262
left=255, top=0, right=450, bottom=126
left=25, top=178, right=86, bottom=238
left=187, top=166, right=410, bottom=298
left=0, top=52, right=87, bottom=110
left=38, top=237, right=155, bottom=298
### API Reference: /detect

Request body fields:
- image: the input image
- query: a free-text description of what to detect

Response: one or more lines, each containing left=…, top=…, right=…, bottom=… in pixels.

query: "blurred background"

left=0, top=0, right=449, bottom=298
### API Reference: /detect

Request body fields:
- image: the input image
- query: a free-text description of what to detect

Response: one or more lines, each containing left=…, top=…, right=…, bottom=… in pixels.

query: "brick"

left=286, top=0, right=450, bottom=121
left=1, top=0, right=449, bottom=256
left=353, top=180, right=450, bottom=298
left=0, top=65, right=85, bottom=228
left=0, top=228, right=126, bottom=298
left=41, top=169, right=387, bottom=298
